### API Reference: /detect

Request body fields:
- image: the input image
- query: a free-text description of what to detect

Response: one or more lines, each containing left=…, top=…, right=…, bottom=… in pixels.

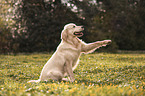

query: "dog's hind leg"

left=44, top=71, right=63, bottom=81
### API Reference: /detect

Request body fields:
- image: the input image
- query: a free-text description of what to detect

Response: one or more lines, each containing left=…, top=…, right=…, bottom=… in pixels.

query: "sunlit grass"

left=0, top=53, right=144, bottom=96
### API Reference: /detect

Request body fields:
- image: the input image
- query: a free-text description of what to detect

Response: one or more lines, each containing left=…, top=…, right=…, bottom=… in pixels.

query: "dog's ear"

left=61, top=29, right=68, bottom=41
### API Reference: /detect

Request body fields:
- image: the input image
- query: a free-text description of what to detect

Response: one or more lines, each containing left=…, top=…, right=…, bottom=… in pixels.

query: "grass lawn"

left=0, top=52, right=144, bottom=96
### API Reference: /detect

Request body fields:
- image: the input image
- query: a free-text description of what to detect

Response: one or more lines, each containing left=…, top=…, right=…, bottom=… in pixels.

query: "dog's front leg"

left=81, top=40, right=111, bottom=53
left=65, top=61, right=75, bottom=82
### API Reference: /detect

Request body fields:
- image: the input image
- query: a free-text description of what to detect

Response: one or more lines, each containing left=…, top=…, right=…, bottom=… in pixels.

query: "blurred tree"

left=13, top=0, right=83, bottom=52
left=97, top=0, right=145, bottom=50
left=0, top=0, right=14, bottom=53
left=68, top=0, right=117, bottom=52
left=70, top=0, right=145, bottom=51
left=1, top=0, right=144, bottom=53
left=0, top=17, right=12, bottom=53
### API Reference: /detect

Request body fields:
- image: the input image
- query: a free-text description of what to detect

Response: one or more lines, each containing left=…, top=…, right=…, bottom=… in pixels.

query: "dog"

left=28, top=23, right=111, bottom=83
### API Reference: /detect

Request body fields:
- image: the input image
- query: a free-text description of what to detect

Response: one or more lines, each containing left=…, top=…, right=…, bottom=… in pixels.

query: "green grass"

left=0, top=53, right=145, bottom=96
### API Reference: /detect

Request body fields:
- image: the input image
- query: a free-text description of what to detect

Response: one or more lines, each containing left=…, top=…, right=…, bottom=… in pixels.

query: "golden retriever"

left=28, top=23, right=111, bottom=83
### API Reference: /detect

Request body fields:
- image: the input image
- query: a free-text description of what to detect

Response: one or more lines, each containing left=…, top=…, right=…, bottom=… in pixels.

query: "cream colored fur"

left=28, top=23, right=111, bottom=83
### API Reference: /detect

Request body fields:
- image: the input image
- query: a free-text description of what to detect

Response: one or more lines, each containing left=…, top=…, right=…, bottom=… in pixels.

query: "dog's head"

left=61, top=23, right=84, bottom=41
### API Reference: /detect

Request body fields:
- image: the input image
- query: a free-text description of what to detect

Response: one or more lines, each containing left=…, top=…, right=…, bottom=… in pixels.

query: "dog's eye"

left=73, top=26, right=75, bottom=28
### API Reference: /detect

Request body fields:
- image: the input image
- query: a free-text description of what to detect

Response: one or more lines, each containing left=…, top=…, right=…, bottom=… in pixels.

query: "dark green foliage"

left=0, top=0, right=145, bottom=53
left=0, top=17, right=12, bottom=53
left=97, top=0, right=145, bottom=50
left=13, top=0, right=83, bottom=52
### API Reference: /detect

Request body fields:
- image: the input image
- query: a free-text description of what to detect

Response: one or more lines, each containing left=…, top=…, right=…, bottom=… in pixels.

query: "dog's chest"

left=58, top=42, right=81, bottom=59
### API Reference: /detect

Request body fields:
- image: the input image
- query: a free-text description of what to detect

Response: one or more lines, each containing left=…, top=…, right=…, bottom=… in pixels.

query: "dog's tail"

left=27, top=79, right=40, bottom=83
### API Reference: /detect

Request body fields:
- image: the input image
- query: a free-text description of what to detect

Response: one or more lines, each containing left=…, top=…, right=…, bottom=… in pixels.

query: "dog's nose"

left=81, top=26, right=84, bottom=29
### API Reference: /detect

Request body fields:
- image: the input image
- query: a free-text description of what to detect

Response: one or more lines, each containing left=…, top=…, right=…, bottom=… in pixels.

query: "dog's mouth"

left=74, top=32, right=83, bottom=37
